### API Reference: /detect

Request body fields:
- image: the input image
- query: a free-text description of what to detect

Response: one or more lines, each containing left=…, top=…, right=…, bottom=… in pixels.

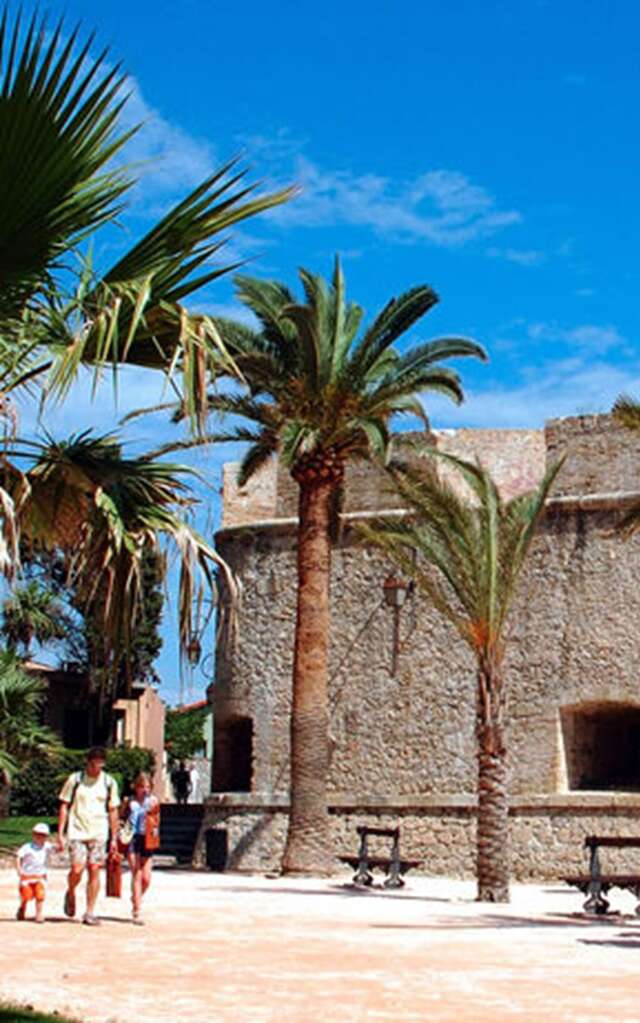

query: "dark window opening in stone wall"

left=561, top=703, right=640, bottom=791
left=212, top=716, right=254, bottom=792
left=63, top=706, right=91, bottom=748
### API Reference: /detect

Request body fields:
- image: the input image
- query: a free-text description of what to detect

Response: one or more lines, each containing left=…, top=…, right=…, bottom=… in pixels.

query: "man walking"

left=57, top=747, right=120, bottom=926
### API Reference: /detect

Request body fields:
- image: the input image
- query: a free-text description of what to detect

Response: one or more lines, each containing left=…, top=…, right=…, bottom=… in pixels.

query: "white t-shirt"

left=189, top=768, right=199, bottom=802
left=59, top=771, right=120, bottom=842
left=18, top=841, right=51, bottom=879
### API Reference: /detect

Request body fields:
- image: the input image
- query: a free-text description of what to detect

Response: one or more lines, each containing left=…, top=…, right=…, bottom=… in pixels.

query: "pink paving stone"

left=2, top=869, right=640, bottom=1022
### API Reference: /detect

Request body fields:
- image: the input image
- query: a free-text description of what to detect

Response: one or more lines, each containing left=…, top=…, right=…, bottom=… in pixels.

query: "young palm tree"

left=612, top=396, right=640, bottom=535
left=0, top=652, right=61, bottom=816
left=206, top=258, right=486, bottom=874
left=360, top=452, right=561, bottom=901
left=1, top=581, right=71, bottom=657
left=10, top=431, right=228, bottom=687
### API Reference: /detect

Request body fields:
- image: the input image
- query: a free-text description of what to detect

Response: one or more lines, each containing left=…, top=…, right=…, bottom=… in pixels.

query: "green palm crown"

left=207, top=257, right=488, bottom=484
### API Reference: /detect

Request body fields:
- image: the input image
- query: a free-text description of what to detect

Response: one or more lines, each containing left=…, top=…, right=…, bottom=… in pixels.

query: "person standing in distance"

left=57, top=747, right=120, bottom=926
left=170, top=760, right=191, bottom=805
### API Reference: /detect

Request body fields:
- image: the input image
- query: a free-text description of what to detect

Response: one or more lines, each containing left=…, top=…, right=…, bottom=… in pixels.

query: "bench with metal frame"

left=338, top=825, right=421, bottom=888
left=563, top=835, right=640, bottom=914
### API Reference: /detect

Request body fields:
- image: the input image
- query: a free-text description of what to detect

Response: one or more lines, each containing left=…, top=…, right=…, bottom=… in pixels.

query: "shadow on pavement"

left=370, top=912, right=640, bottom=931
left=578, top=933, right=640, bottom=949
left=200, top=882, right=452, bottom=903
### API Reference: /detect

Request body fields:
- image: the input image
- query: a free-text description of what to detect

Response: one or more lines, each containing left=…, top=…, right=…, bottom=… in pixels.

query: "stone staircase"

left=158, top=804, right=204, bottom=865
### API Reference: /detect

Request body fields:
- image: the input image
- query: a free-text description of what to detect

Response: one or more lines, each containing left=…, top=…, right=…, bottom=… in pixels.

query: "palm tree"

left=0, top=6, right=292, bottom=653
left=9, top=430, right=228, bottom=690
left=204, top=258, right=486, bottom=874
left=0, top=652, right=61, bottom=816
left=1, top=581, right=71, bottom=657
left=0, top=7, right=293, bottom=414
left=612, top=396, right=640, bottom=535
left=359, top=451, right=562, bottom=901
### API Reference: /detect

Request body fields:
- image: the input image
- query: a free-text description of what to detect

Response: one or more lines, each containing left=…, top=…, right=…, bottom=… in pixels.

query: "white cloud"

left=527, top=322, right=625, bottom=354
left=118, top=81, right=216, bottom=209
left=16, top=365, right=181, bottom=449
left=202, top=303, right=260, bottom=328
left=236, top=127, right=308, bottom=162
left=269, top=157, right=522, bottom=247
left=416, top=314, right=636, bottom=432
left=424, top=360, right=640, bottom=431
left=487, top=246, right=546, bottom=266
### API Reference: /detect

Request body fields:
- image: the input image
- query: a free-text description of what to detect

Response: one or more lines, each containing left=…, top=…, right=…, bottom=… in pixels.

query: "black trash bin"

left=205, top=828, right=228, bottom=871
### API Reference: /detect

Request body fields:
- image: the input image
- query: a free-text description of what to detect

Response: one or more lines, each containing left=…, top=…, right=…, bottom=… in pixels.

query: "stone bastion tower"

left=199, top=414, right=640, bottom=879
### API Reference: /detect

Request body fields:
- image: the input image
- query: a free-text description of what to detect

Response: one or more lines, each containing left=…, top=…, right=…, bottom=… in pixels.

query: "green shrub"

left=165, top=704, right=208, bottom=762
left=10, top=751, right=84, bottom=816
left=105, top=746, right=155, bottom=796
left=10, top=746, right=155, bottom=815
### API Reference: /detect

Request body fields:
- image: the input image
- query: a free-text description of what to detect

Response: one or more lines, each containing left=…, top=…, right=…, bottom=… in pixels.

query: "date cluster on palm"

left=291, top=450, right=344, bottom=486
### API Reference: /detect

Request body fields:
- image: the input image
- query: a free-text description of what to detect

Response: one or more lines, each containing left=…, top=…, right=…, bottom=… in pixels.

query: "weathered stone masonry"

left=200, top=415, right=640, bottom=879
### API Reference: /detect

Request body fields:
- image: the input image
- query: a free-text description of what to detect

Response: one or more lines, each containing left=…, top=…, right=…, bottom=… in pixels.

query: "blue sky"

left=18, top=0, right=640, bottom=701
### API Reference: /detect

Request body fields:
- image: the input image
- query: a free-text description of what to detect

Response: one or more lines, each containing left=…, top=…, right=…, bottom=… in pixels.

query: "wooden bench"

left=338, top=825, right=421, bottom=888
left=563, top=835, right=640, bottom=914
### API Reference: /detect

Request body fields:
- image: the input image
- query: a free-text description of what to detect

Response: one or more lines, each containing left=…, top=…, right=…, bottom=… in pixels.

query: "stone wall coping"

left=216, top=491, right=640, bottom=541
left=205, top=791, right=640, bottom=811
left=547, top=490, right=640, bottom=512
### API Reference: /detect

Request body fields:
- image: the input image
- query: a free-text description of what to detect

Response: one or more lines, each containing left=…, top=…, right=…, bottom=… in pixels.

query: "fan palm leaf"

left=0, top=652, right=61, bottom=783
left=0, top=8, right=134, bottom=322
left=9, top=431, right=233, bottom=686
left=1, top=580, right=70, bottom=655
left=0, top=7, right=296, bottom=429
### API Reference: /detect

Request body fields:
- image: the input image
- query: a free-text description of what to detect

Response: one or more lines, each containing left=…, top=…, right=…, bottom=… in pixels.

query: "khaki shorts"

left=69, top=839, right=106, bottom=867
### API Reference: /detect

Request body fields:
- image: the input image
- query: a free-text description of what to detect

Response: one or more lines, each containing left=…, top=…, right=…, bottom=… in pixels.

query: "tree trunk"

left=476, top=660, right=509, bottom=902
left=281, top=475, right=335, bottom=876
left=0, top=778, right=11, bottom=818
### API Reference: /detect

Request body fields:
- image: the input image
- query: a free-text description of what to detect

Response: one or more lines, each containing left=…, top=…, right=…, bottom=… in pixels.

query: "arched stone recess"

left=213, top=714, right=255, bottom=793
left=559, top=700, right=640, bottom=792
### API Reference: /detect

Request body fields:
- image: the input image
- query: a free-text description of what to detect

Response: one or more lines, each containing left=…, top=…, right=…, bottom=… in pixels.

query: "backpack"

left=68, top=770, right=116, bottom=812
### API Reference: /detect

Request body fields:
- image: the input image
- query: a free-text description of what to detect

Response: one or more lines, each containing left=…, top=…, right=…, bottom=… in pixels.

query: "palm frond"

left=223, top=260, right=484, bottom=479
left=361, top=452, right=562, bottom=660
left=0, top=8, right=135, bottom=321
left=348, top=286, right=440, bottom=377
left=9, top=430, right=233, bottom=679
left=618, top=500, right=640, bottom=538
left=237, top=437, right=277, bottom=487
left=40, top=162, right=295, bottom=425
left=613, top=395, right=640, bottom=431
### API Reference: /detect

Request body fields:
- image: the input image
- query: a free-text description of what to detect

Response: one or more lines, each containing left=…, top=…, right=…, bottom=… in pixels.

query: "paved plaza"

left=1, top=868, right=640, bottom=1022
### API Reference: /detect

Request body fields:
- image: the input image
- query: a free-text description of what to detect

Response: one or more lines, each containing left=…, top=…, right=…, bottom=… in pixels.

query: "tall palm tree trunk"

left=281, top=474, right=336, bottom=875
left=476, top=660, right=509, bottom=902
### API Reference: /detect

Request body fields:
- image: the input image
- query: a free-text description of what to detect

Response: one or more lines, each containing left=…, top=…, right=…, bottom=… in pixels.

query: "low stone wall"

left=196, top=793, right=640, bottom=881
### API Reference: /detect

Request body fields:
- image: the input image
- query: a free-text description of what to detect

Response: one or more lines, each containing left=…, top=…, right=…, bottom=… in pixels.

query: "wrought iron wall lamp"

left=382, top=574, right=415, bottom=675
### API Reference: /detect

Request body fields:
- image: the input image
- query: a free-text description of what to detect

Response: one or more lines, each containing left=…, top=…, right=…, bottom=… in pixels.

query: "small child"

left=16, top=822, right=52, bottom=923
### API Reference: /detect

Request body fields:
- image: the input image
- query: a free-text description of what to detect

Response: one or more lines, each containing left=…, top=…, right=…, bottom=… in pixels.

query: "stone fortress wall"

left=201, top=415, right=640, bottom=880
